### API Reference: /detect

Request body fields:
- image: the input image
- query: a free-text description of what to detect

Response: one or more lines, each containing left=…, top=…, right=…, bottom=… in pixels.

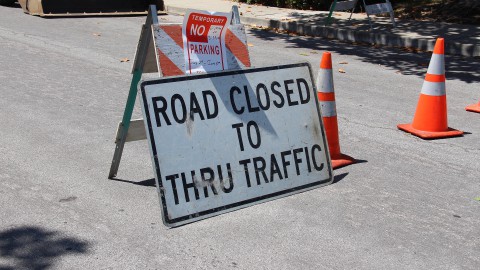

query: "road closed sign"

left=140, top=63, right=333, bottom=227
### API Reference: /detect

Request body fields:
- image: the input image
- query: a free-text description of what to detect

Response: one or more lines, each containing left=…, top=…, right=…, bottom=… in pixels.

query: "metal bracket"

left=231, top=5, right=241, bottom=25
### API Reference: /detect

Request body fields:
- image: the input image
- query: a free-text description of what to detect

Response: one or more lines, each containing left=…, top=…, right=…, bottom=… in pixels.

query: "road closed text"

left=152, top=78, right=311, bottom=127
left=141, top=64, right=332, bottom=226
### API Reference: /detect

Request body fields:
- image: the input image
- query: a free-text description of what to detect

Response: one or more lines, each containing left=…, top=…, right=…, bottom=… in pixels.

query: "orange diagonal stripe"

left=225, top=29, right=251, bottom=67
left=157, top=48, right=183, bottom=77
left=160, top=25, right=184, bottom=48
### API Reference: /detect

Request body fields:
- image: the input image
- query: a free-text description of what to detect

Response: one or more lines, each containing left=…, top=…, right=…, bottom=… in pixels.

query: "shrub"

left=235, top=0, right=331, bottom=10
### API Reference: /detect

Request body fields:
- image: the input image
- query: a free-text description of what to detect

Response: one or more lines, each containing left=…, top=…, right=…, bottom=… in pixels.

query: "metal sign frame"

left=325, top=0, right=359, bottom=26
left=108, top=5, right=245, bottom=179
left=362, top=0, right=395, bottom=29
left=325, top=0, right=395, bottom=29
left=140, top=63, right=333, bottom=227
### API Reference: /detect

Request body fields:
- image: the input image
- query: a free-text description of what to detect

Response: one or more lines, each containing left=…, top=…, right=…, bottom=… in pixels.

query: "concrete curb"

left=165, top=5, right=479, bottom=58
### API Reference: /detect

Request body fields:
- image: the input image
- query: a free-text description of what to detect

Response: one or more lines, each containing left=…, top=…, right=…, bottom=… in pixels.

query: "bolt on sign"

left=182, top=9, right=231, bottom=74
left=140, top=63, right=333, bottom=227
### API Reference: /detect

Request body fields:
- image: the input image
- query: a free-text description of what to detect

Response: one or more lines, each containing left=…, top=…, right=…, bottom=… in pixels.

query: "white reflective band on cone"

left=320, top=101, right=337, bottom=117
left=421, top=81, right=446, bottom=96
left=426, top=54, right=445, bottom=75
left=316, top=69, right=334, bottom=93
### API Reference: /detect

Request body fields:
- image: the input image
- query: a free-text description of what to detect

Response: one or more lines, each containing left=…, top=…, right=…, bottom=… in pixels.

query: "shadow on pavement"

left=110, top=177, right=156, bottom=187
left=0, top=226, right=90, bottom=270
left=0, top=2, right=20, bottom=8
left=248, top=28, right=480, bottom=84
left=332, top=172, right=348, bottom=184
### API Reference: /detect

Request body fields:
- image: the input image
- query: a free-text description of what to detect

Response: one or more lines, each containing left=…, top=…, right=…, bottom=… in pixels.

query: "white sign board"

left=182, top=9, right=231, bottom=74
left=365, top=3, right=393, bottom=15
left=334, top=0, right=358, bottom=11
left=140, top=63, right=333, bottom=227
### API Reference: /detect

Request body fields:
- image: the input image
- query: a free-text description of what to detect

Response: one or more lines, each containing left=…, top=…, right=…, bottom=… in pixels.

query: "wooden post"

left=108, top=5, right=159, bottom=179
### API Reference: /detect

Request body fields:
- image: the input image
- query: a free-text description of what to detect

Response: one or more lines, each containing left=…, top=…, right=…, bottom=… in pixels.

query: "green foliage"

left=235, top=0, right=330, bottom=10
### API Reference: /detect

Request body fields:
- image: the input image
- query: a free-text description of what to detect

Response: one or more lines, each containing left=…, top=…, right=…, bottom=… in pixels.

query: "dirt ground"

left=394, top=0, right=480, bottom=25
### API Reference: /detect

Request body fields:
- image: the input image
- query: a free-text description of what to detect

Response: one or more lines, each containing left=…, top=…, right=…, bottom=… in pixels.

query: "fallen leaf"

left=338, top=68, right=346, bottom=73
left=310, top=51, right=318, bottom=54
left=402, top=46, right=422, bottom=53
left=474, top=197, right=480, bottom=201
left=339, top=61, right=348, bottom=64
left=93, top=33, right=101, bottom=36
left=120, top=58, right=130, bottom=62
left=299, top=53, right=309, bottom=56
left=59, top=196, right=77, bottom=203
left=247, top=43, right=254, bottom=47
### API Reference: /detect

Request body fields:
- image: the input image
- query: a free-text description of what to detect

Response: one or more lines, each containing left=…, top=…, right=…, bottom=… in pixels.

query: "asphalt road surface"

left=1, top=4, right=479, bottom=270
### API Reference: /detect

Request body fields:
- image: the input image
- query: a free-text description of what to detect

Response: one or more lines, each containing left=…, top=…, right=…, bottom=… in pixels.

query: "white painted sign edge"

left=139, top=62, right=334, bottom=227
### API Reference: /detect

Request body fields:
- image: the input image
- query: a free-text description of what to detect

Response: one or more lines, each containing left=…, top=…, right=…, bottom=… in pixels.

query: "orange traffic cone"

left=466, top=100, right=480, bottom=113
left=317, top=52, right=355, bottom=169
left=397, top=38, right=463, bottom=139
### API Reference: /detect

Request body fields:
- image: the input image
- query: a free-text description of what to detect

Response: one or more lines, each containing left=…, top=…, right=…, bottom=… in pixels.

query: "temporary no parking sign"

left=140, top=63, right=333, bottom=227
left=182, top=9, right=231, bottom=74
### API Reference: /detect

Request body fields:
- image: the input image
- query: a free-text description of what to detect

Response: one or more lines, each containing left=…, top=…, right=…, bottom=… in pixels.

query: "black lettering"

left=284, top=79, right=298, bottom=106
left=271, top=81, right=285, bottom=108
left=181, top=172, right=200, bottom=203
left=239, top=159, right=252, bottom=187
left=304, top=146, right=312, bottom=173
left=202, top=90, right=218, bottom=119
left=253, top=156, right=268, bottom=185
left=165, top=174, right=179, bottom=205
left=280, top=150, right=292, bottom=179
left=152, top=96, right=171, bottom=127
left=269, top=153, right=283, bottom=181
left=232, top=123, right=245, bottom=151
left=171, top=94, right=186, bottom=124
left=247, top=121, right=261, bottom=149
left=200, top=167, right=218, bottom=198
left=311, top=144, right=324, bottom=171
left=244, top=85, right=260, bottom=112
left=230, top=86, right=244, bottom=114
left=293, top=148, right=304, bottom=176
left=189, top=92, right=205, bottom=121
left=256, top=83, right=271, bottom=110
left=297, top=78, right=310, bottom=104
left=218, top=164, right=234, bottom=193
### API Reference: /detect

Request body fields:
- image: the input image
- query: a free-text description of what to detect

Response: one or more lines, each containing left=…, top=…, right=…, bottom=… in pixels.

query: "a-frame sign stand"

left=108, top=5, right=158, bottom=179
left=108, top=5, right=245, bottom=179
left=325, top=0, right=395, bottom=29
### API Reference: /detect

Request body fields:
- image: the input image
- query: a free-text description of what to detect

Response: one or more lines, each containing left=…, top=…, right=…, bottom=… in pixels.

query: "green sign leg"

left=108, top=69, right=143, bottom=179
